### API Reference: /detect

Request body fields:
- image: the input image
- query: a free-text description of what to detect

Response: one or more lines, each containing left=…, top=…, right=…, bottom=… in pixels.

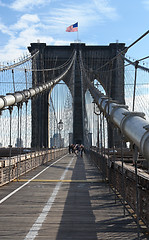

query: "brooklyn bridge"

left=0, top=37, right=149, bottom=239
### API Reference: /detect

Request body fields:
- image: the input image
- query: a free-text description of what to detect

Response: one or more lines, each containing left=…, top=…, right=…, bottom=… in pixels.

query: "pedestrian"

left=71, top=144, right=74, bottom=153
left=80, top=144, right=84, bottom=157
left=74, top=144, right=79, bottom=155
left=69, top=144, right=71, bottom=154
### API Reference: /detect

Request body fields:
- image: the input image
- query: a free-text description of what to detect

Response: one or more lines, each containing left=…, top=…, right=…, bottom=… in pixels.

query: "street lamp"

left=58, top=119, right=63, bottom=131
left=93, top=102, right=100, bottom=115
left=57, top=119, right=63, bottom=147
left=92, top=100, right=100, bottom=149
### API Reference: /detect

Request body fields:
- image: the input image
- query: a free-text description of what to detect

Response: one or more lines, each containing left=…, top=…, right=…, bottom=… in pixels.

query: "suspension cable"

left=0, top=50, right=39, bottom=71
left=121, top=55, right=149, bottom=72
left=80, top=30, right=149, bottom=74
left=95, top=30, right=149, bottom=72
left=12, top=49, right=76, bottom=72
left=49, top=95, right=58, bottom=125
left=0, top=50, right=76, bottom=111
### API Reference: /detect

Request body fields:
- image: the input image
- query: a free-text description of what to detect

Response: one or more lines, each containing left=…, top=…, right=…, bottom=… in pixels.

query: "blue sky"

left=0, top=0, right=149, bottom=61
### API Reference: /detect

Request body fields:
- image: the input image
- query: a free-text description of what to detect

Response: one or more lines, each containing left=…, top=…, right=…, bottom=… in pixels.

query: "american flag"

left=66, top=22, right=78, bottom=32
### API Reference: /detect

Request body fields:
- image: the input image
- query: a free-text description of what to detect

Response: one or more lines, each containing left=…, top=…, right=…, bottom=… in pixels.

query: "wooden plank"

left=0, top=154, right=146, bottom=239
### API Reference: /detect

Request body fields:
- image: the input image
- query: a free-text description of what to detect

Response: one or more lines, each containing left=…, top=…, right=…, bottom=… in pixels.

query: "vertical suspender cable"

left=100, top=112, right=103, bottom=155
left=12, top=69, right=15, bottom=93
left=25, top=101, right=28, bottom=174
left=132, top=61, right=139, bottom=111
left=55, top=84, right=58, bottom=148
left=19, top=103, right=23, bottom=175
left=9, top=107, right=13, bottom=182
left=17, top=105, right=20, bottom=181
left=25, top=69, right=28, bottom=89
left=53, top=90, right=56, bottom=158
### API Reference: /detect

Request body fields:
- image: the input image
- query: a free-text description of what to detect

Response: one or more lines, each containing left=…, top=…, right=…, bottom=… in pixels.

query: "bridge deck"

left=0, top=153, right=146, bottom=239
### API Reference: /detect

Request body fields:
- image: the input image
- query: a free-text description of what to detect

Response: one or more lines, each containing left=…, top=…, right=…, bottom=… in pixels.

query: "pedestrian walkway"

left=0, top=153, right=147, bottom=239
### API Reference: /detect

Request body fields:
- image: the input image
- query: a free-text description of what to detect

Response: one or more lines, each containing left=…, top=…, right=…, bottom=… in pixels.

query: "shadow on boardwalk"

left=56, top=154, right=147, bottom=240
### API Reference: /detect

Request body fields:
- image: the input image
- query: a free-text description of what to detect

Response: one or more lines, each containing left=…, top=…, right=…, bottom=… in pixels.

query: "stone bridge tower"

left=28, top=42, right=125, bottom=148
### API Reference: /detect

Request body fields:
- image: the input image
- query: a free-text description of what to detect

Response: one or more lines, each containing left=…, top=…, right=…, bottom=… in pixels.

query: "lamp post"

left=57, top=119, right=63, bottom=148
left=93, top=101, right=100, bottom=149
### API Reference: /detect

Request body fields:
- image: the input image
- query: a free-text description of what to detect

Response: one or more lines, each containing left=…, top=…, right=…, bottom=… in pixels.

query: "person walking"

left=80, top=144, right=84, bottom=157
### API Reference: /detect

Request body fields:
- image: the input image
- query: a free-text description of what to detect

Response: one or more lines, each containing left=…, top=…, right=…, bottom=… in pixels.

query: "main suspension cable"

left=0, top=51, right=39, bottom=71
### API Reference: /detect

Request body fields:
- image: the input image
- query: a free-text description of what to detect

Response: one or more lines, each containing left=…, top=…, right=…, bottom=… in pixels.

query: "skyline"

left=0, top=0, right=148, bottom=62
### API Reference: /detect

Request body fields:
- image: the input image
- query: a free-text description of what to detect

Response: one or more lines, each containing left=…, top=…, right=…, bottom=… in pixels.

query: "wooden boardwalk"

left=0, top=153, right=147, bottom=239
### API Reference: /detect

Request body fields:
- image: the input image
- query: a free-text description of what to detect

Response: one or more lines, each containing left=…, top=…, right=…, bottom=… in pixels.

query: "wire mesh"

left=49, top=80, right=73, bottom=148
left=0, top=55, right=32, bottom=148
left=125, top=61, right=149, bottom=120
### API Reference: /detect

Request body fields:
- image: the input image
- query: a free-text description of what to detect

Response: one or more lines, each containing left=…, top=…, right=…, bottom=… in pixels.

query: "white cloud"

left=10, top=0, right=48, bottom=11
left=0, top=22, right=69, bottom=61
left=45, top=0, right=118, bottom=33
left=12, top=14, right=40, bottom=30
left=46, top=3, right=103, bottom=31
left=142, top=0, right=149, bottom=9
left=0, top=0, right=119, bottom=61
left=0, top=22, right=13, bottom=36
left=93, top=0, right=118, bottom=20
left=0, top=14, right=42, bottom=60
left=0, top=0, right=6, bottom=7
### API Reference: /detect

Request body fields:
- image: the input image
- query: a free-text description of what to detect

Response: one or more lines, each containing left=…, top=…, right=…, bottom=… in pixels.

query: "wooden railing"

left=88, top=148, right=149, bottom=230
left=0, top=148, right=68, bottom=186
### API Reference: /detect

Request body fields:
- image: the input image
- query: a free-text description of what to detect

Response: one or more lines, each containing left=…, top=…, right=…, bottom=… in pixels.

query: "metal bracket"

left=112, top=104, right=129, bottom=110
left=143, top=124, right=149, bottom=131
left=122, top=112, right=145, bottom=119
left=108, top=100, right=118, bottom=104
left=100, top=96, right=109, bottom=100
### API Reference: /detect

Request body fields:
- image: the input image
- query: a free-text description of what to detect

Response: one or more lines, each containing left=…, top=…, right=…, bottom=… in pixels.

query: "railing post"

left=133, top=144, right=140, bottom=239
left=100, top=112, right=103, bottom=155
left=112, top=125, right=117, bottom=203
left=102, top=113, right=106, bottom=180
left=121, top=133, right=126, bottom=216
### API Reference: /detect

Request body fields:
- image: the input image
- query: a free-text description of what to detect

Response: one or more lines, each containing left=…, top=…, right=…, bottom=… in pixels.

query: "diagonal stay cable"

left=0, top=50, right=76, bottom=110
left=0, top=50, right=39, bottom=71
